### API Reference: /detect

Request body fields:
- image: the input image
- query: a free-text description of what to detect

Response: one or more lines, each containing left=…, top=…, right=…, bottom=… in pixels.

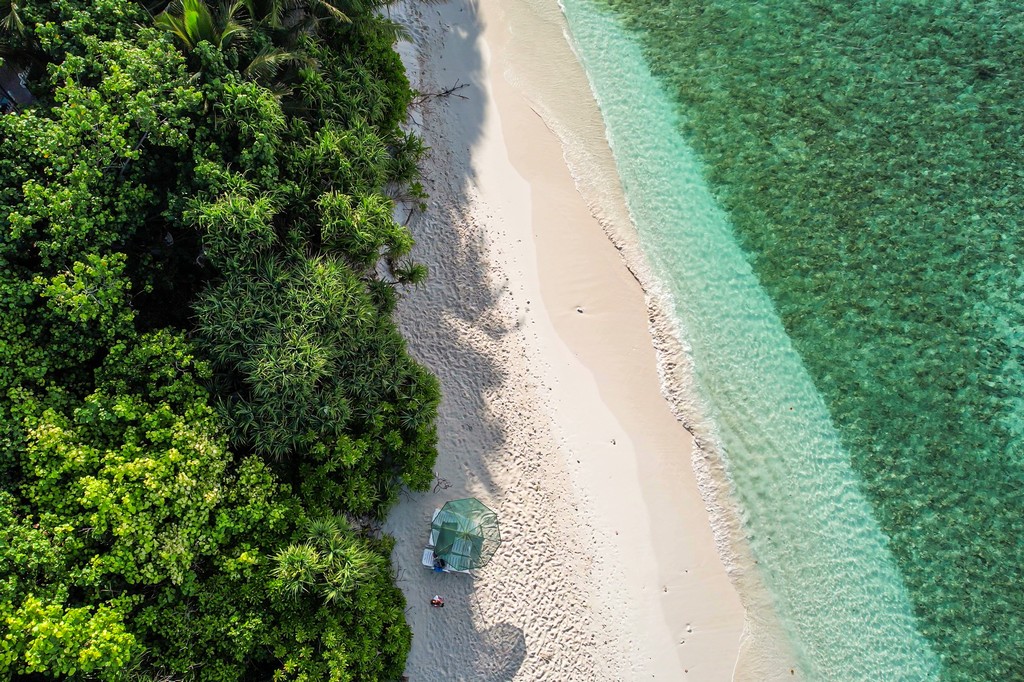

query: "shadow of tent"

left=472, top=622, right=527, bottom=681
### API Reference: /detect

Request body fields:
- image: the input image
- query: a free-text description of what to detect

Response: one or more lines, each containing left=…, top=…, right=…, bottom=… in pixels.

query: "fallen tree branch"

left=413, top=80, right=470, bottom=105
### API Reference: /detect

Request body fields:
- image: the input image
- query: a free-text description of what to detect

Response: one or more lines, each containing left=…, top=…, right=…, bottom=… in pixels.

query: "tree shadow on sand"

left=394, top=0, right=508, bottom=505
left=472, top=622, right=527, bottom=681
left=384, top=1, right=530, bottom=680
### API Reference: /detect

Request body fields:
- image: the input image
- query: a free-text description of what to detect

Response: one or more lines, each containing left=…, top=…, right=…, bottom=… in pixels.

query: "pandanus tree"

left=272, top=516, right=384, bottom=603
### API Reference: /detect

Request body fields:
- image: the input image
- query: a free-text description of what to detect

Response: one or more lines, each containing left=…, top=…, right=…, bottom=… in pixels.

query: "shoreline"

left=385, top=0, right=795, bottom=678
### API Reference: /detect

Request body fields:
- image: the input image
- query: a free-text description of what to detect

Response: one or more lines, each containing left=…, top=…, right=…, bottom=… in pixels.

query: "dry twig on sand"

left=413, top=80, right=470, bottom=105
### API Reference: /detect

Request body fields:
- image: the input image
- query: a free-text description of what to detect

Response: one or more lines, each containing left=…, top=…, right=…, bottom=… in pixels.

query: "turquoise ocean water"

left=557, top=1, right=1024, bottom=680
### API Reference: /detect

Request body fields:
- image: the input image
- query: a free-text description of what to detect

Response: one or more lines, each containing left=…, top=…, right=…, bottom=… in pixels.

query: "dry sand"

left=383, top=1, right=792, bottom=679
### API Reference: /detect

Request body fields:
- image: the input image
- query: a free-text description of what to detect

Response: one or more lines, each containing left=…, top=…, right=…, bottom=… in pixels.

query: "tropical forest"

left=0, top=0, right=439, bottom=678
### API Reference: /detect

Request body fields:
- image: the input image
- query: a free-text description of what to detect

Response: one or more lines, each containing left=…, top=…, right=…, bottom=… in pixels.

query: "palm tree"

left=245, top=0, right=353, bottom=29
left=154, top=0, right=249, bottom=52
left=0, top=0, right=46, bottom=77
left=237, top=0, right=353, bottom=50
left=0, top=0, right=24, bottom=37
left=247, top=0, right=415, bottom=46
left=242, top=41, right=307, bottom=87
left=153, top=0, right=314, bottom=89
left=346, top=0, right=412, bottom=43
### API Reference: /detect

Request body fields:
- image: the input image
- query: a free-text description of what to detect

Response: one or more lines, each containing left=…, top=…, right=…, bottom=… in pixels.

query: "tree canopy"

left=0, top=0, right=436, bottom=678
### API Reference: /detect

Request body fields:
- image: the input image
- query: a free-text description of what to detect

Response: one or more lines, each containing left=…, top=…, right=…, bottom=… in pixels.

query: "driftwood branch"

left=413, top=80, right=469, bottom=105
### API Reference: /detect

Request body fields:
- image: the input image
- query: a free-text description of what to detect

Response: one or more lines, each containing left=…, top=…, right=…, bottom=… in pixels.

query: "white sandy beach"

left=384, top=1, right=796, bottom=679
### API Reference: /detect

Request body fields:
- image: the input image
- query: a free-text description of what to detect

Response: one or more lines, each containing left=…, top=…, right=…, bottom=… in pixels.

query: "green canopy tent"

left=429, top=498, right=502, bottom=572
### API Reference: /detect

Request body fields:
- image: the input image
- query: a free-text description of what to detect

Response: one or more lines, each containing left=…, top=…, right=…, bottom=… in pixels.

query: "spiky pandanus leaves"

left=274, top=515, right=384, bottom=604
left=391, top=261, right=428, bottom=285
left=317, top=190, right=413, bottom=272
left=194, top=253, right=371, bottom=459
left=272, top=542, right=322, bottom=598
left=190, top=190, right=279, bottom=268
left=305, top=514, right=350, bottom=548
left=192, top=203, right=437, bottom=506
left=320, top=542, right=381, bottom=604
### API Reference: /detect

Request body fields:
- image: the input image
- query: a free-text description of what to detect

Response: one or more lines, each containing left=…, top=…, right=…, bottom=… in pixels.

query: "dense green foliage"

left=596, top=0, right=1024, bottom=678
left=0, top=0, right=436, bottom=678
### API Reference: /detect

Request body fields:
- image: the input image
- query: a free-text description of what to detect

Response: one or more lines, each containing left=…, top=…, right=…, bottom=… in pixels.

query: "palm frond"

left=243, top=43, right=303, bottom=83
left=372, top=16, right=410, bottom=43
left=154, top=0, right=249, bottom=51
left=218, top=0, right=250, bottom=47
left=0, top=1, right=26, bottom=37
left=154, top=7, right=192, bottom=47
left=314, top=0, right=352, bottom=24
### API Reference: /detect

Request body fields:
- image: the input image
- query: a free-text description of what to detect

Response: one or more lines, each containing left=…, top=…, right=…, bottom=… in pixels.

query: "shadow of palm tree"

left=390, top=619, right=526, bottom=682
left=472, top=622, right=527, bottom=681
